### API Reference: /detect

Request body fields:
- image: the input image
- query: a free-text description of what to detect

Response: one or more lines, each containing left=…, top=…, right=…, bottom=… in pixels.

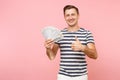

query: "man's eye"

left=66, top=14, right=69, bottom=17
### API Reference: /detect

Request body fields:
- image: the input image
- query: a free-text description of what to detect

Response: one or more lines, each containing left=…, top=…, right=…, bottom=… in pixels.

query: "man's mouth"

left=69, top=19, right=74, bottom=23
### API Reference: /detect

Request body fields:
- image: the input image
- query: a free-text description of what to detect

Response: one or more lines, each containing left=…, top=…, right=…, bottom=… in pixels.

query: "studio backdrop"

left=0, top=0, right=120, bottom=80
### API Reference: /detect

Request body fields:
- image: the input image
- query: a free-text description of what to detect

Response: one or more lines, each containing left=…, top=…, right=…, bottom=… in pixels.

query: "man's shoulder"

left=61, top=28, right=67, bottom=32
left=80, top=27, right=91, bottom=33
left=79, top=27, right=88, bottom=32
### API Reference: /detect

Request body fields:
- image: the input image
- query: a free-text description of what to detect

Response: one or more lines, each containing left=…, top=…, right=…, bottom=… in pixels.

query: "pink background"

left=0, top=0, right=120, bottom=80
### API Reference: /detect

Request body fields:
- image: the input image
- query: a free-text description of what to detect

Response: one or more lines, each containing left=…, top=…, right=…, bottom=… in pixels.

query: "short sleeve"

left=86, top=30, right=95, bottom=44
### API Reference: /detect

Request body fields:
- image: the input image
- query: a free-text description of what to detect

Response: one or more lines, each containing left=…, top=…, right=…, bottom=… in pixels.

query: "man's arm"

left=71, top=37, right=98, bottom=59
left=44, top=39, right=59, bottom=60
left=82, top=43, right=98, bottom=59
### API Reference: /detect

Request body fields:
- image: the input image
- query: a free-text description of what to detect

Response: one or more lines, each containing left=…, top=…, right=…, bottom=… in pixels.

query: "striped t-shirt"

left=55, top=28, right=94, bottom=77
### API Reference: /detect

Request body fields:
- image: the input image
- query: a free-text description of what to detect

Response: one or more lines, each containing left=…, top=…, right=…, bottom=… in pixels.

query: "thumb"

left=75, top=36, right=79, bottom=41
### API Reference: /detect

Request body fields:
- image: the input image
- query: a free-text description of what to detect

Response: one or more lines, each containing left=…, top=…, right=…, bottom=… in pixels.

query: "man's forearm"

left=46, top=48, right=55, bottom=60
left=83, top=45, right=97, bottom=59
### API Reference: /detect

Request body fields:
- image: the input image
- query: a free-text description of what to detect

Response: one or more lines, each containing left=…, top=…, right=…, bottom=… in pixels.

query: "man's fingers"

left=44, top=39, right=54, bottom=49
left=46, top=39, right=54, bottom=44
left=75, top=36, right=82, bottom=43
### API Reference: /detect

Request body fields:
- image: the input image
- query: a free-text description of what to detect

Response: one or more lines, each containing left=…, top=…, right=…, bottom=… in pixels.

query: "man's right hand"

left=44, top=39, right=54, bottom=49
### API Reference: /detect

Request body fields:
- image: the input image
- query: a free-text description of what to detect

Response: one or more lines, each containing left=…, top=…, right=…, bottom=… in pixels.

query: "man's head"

left=63, top=5, right=79, bottom=27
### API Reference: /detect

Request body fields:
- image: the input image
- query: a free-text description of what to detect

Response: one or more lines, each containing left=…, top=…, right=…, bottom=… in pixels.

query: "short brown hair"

left=63, top=5, right=79, bottom=15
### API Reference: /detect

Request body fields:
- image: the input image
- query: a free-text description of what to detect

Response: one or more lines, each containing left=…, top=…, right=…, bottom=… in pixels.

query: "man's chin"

left=68, top=24, right=76, bottom=27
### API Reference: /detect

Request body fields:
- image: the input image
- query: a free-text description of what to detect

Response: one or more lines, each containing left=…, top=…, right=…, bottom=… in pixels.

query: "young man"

left=44, top=5, right=98, bottom=80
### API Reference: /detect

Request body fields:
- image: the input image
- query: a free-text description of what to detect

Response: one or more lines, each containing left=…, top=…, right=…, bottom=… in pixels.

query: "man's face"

left=64, top=8, right=79, bottom=27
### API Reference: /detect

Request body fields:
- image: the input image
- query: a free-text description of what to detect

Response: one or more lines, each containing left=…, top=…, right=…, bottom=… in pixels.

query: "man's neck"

left=67, top=25, right=80, bottom=32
